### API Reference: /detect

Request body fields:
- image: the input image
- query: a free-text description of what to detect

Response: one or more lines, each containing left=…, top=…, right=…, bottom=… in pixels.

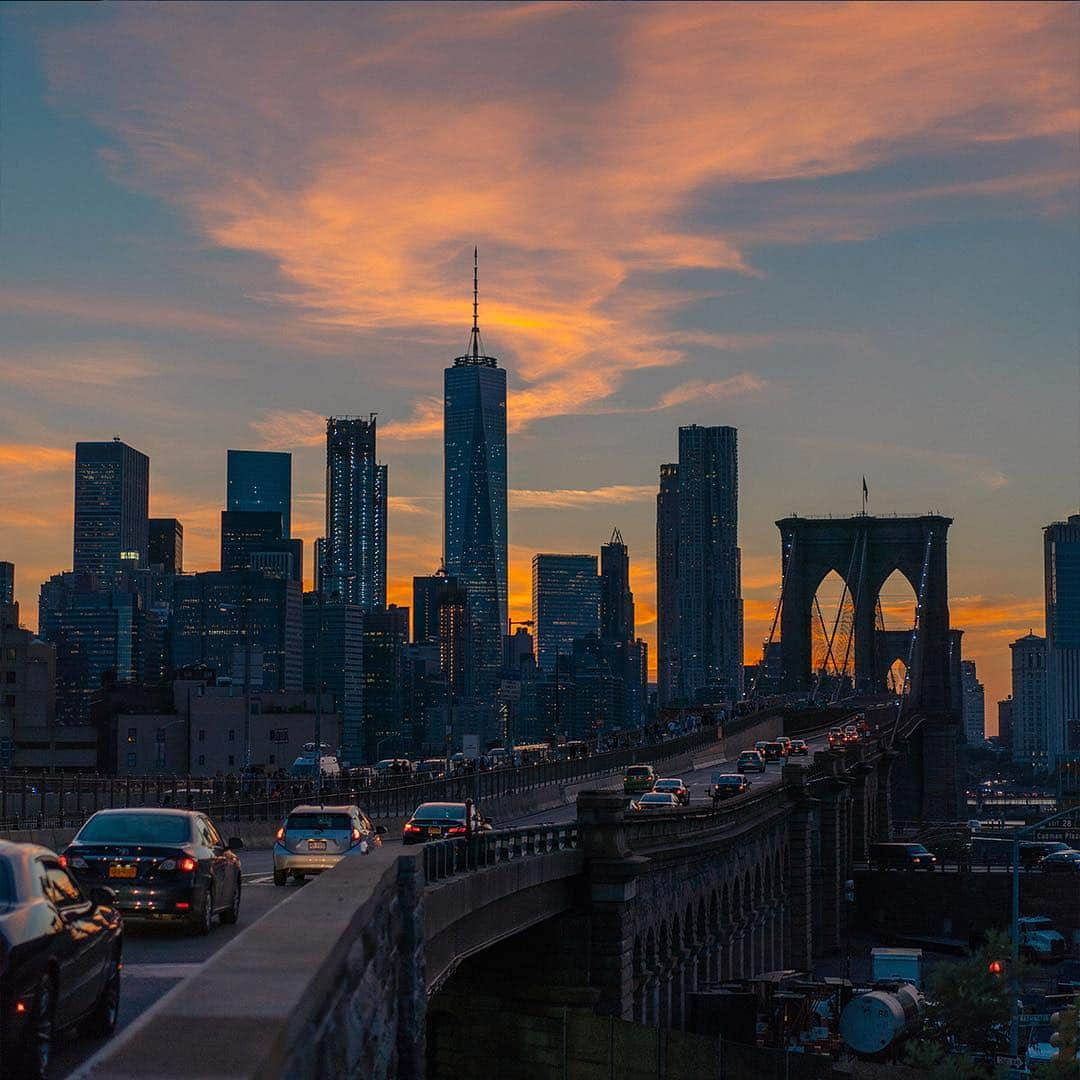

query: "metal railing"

left=624, top=787, right=789, bottom=850
left=422, top=822, right=580, bottom=884
left=0, top=726, right=717, bottom=833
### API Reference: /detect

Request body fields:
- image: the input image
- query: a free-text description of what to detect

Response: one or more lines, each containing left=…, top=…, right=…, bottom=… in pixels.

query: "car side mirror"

left=89, top=886, right=116, bottom=909
left=227, top=837, right=244, bottom=851
left=375, top=825, right=387, bottom=835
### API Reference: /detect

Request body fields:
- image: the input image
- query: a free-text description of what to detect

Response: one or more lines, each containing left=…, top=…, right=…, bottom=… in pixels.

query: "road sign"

left=994, top=1055, right=1023, bottom=1069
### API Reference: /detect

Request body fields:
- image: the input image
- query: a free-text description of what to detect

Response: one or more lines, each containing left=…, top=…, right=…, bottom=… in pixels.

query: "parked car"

left=402, top=800, right=491, bottom=844
left=737, top=750, right=766, bottom=774
left=0, top=841, right=123, bottom=1078
left=631, top=793, right=680, bottom=811
left=61, top=808, right=243, bottom=935
left=623, top=765, right=657, bottom=795
left=788, top=739, right=809, bottom=756
left=653, top=778, right=689, bottom=805
left=711, top=774, right=751, bottom=800
left=867, top=842, right=937, bottom=870
left=272, top=804, right=385, bottom=886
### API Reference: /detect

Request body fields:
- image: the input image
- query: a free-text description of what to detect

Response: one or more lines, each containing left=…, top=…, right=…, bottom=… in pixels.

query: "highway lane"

left=54, top=729, right=835, bottom=1076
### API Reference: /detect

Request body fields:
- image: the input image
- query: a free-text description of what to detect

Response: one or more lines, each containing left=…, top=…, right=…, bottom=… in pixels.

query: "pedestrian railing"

left=422, top=822, right=580, bottom=884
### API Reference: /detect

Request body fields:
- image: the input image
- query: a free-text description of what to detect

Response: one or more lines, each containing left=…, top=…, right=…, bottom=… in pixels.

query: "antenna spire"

left=471, top=247, right=480, bottom=358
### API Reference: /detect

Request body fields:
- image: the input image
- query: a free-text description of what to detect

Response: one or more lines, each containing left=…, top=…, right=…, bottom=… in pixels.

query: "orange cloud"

left=0, top=445, right=73, bottom=473
left=510, top=485, right=654, bottom=510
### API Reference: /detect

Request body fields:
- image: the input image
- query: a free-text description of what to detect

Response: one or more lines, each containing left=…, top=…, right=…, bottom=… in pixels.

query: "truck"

left=1017, top=916, right=1068, bottom=962
left=871, top=948, right=924, bottom=989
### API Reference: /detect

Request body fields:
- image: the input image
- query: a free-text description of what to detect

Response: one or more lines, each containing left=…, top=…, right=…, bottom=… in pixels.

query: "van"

left=868, top=842, right=937, bottom=870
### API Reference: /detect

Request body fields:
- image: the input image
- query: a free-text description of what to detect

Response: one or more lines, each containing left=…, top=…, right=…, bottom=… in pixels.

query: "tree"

left=904, top=930, right=1021, bottom=1073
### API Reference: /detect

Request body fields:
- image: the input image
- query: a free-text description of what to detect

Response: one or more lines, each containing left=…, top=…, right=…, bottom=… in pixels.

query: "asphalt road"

left=54, top=731, right=830, bottom=1077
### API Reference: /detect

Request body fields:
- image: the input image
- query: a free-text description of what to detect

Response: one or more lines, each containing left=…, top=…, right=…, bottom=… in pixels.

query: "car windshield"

left=78, top=812, right=192, bottom=845
left=627, top=767, right=652, bottom=777
left=739, top=753, right=757, bottom=760
left=0, top=858, right=15, bottom=904
left=718, top=776, right=743, bottom=786
left=655, top=780, right=681, bottom=788
left=640, top=794, right=672, bottom=803
left=286, top=813, right=352, bottom=831
left=412, top=804, right=466, bottom=821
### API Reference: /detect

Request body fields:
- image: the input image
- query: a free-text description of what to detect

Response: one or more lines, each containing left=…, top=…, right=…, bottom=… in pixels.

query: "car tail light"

left=175, top=901, right=190, bottom=911
left=447, top=826, right=467, bottom=836
left=403, top=822, right=420, bottom=833
left=178, top=857, right=197, bottom=873
left=275, top=827, right=285, bottom=842
left=58, top=854, right=68, bottom=868
left=351, top=828, right=363, bottom=846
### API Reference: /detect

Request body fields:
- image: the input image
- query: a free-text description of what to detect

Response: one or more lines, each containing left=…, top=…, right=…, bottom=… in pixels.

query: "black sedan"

left=61, top=809, right=243, bottom=935
left=711, top=774, right=751, bottom=801
left=1038, top=849, right=1080, bottom=873
left=0, top=840, right=122, bottom=1078
left=402, top=800, right=491, bottom=844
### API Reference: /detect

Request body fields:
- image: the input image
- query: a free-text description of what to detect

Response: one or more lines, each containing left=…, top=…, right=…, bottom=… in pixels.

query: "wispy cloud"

left=510, top=485, right=655, bottom=510
left=0, top=444, right=73, bottom=474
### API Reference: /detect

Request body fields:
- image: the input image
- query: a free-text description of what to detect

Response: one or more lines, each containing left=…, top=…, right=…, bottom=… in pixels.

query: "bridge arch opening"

left=888, top=657, right=909, bottom=697
left=811, top=570, right=855, bottom=693
left=878, top=568, right=917, bottom=631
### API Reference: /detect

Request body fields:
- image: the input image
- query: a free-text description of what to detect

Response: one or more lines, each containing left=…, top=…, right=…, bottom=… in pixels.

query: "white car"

left=632, top=792, right=680, bottom=811
left=273, top=804, right=384, bottom=885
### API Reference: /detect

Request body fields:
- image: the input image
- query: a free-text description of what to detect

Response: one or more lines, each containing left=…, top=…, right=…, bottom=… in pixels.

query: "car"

left=761, top=741, right=786, bottom=762
left=842, top=726, right=859, bottom=743
left=788, top=739, right=809, bottom=756
left=623, top=765, right=656, bottom=795
left=856, top=717, right=870, bottom=735
left=61, top=808, right=243, bottom=935
left=272, top=804, right=385, bottom=886
left=711, top=774, right=750, bottom=800
left=776, top=736, right=792, bottom=755
left=867, top=842, right=937, bottom=870
left=631, top=792, right=680, bottom=811
left=827, top=728, right=844, bottom=748
left=754, top=740, right=769, bottom=755
left=0, top=841, right=123, bottom=1077
left=1038, top=849, right=1080, bottom=873
left=402, top=800, right=491, bottom=844
left=653, top=778, right=689, bottom=805
left=737, top=750, right=766, bottom=774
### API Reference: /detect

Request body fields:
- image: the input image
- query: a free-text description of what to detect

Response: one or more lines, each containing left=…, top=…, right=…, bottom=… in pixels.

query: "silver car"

left=273, top=804, right=384, bottom=885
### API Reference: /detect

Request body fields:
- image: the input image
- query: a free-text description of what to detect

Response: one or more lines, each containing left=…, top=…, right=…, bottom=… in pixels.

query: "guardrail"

left=422, top=822, right=580, bottom=883
left=624, top=787, right=789, bottom=850
left=0, top=725, right=718, bottom=833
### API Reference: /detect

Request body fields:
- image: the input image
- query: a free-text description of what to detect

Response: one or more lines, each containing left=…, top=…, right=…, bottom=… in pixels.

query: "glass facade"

left=444, top=359, right=507, bottom=697
left=303, top=593, right=363, bottom=765
left=532, top=554, right=599, bottom=673
left=74, top=440, right=149, bottom=575
left=600, top=528, right=634, bottom=642
left=148, top=519, right=183, bottom=574
left=324, top=417, right=386, bottom=611
left=226, top=450, right=292, bottom=537
left=1045, top=514, right=1080, bottom=755
left=0, top=562, right=13, bottom=606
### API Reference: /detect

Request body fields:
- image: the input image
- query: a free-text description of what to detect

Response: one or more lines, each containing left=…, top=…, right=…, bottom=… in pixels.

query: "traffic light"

left=988, top=959, right=1004, bottom=977
left=1049, top=1002, right=1077, bottom=1063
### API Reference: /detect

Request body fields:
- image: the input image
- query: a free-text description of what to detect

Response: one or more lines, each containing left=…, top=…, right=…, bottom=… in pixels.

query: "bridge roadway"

left=52, top=730, right=830, bottom=1078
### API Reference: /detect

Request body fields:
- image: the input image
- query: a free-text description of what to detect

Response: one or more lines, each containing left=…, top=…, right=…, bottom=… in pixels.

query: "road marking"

left=243, top=873, right=275, bottom=885
left=123, top=963, right=203, bottom=980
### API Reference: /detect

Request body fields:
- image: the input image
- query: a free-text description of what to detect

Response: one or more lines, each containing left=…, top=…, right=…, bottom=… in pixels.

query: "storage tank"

left=840, top=983, right=922, bottom=1055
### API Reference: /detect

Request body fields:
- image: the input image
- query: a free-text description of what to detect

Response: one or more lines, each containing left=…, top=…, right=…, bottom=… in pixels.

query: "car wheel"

left=220, top=878, right=241, bottom=925
left=191, top=885, right=214, bottom=936
left=22, top=973, right=55, bottom=1079
left=85, top=948, right=121, bottom=1037
left=273, top=868, right=287, bottom=886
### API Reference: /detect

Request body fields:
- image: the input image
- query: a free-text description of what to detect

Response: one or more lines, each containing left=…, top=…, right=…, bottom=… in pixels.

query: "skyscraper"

left=444, top=251, right=508, bottom=703
left=656, top=463, right=680, bottom=706
left=600, top=528, right=634, bottom=643
left=657, top=426, right=743, bottom=707
left=1010, top=631, right=1048, bottom=770
left=220, top=510, right=302, bottom=583
left=362, top=605, right=410, bottom=761
left=325, top=416, right=386, bottom=611
left=960, top=659, right=985, bottom=744
left=413, top=564, right=458, bottom=645
left=227, top=450, right=292, bottom=537
left=0, top=561, right=13, bottom=606
left=532, top=554, right=600, bottom=673
left=148, top=519, right=183, bottom=573
left=303, top=593, right=363, bottom=765
left=1045, top=513, right=1080, bottom=755
left=74, top=439, right=150, bottom=575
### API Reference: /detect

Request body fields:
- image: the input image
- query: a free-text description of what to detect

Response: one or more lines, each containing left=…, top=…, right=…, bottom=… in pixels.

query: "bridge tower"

left=776, top=514, right=962, bottom=820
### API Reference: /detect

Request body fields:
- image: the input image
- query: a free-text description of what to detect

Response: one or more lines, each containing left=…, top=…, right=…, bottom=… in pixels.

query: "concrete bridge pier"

left=783, top=764, right=818, bottom=971
left=875, top=749, right=899, bottom=839
left=817, top=760, right=851, bottom=955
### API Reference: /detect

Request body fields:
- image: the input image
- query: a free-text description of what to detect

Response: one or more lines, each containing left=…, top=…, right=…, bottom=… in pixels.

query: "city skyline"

left=2, top=3, right=1078, bottom=720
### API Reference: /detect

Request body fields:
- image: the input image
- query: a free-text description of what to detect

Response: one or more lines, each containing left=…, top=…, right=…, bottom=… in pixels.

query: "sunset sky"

left=1, top=2, right=1077, bottom=726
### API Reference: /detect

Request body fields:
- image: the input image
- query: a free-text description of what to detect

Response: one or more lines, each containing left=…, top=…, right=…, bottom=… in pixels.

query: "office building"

left=170, top=570, right=302, bottom=692
left=1, top=601, right=56, bottom=766
left=413, top=565, right=458, bottom=645
left=325, top=416, right=386, bottom=611
left=362, top=605, right=409, bottom=762
left=226, top=450, right=292, bottom=537
left=656, top=463, right=680, bottom=706
left=302, top=593, right=363, bottom=766
left=438, top=581, right=471, bottom=699
left=657, top=426, right=743, bottom=707
left=220, top=510, right=302, bottom=583
left=0, top=561, right=14, bottom=606
left=997, top=697, right=1014, bottom=751
left=444, top=252, right=508, bottom=701
left=960, top=660, right=985, bottom=744
left=39, top=573, right=138, bottom=724
left=148, top=519, right=183, bottom=573
left=314, top=538, right=326, bottom=595
left=73, top=439, right=150, bottom=575
left=1010, top=632, right=1048, bottom=770
left=600, top=528, right=634, bottom=643
left=1045, top=513, right=1080, bottom=755
left=532, top=554, right=599, bottom=673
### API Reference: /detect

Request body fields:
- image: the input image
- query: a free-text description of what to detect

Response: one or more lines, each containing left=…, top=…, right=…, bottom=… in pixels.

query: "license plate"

left=108, top=865, right=137, bottom=879
left=307, top=839, right=327, bottom=851
left=428, top=827, right=442, bottom=836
